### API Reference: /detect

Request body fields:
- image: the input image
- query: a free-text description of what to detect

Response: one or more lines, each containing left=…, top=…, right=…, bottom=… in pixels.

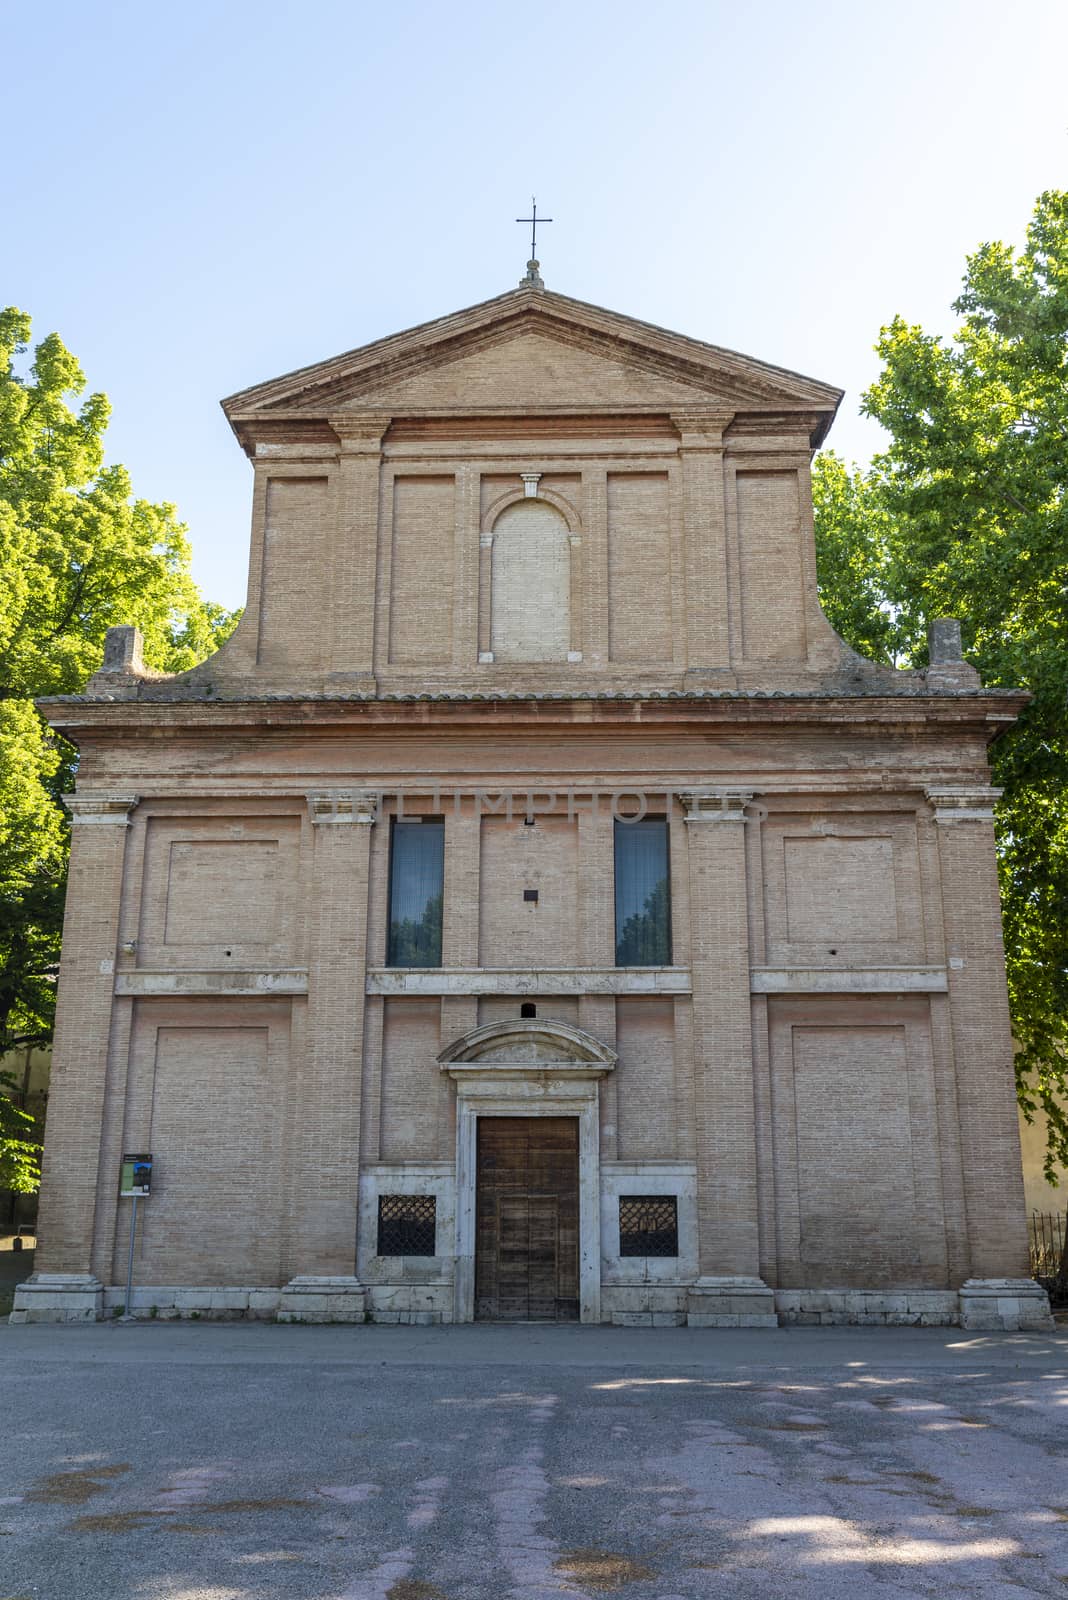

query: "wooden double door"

left=475, top=1117, right=580, bottom=1321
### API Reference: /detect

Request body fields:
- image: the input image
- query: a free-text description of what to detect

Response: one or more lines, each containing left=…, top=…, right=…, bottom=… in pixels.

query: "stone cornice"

left=38, top=691, right=1029, bottom=743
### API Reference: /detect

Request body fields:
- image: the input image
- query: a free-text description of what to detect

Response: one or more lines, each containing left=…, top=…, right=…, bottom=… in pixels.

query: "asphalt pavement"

left=1, top=1321, right=1066, bottom=1599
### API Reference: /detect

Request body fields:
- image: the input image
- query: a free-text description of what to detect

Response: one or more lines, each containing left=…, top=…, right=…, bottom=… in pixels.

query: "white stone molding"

left=567, top=650, right=583, bottom=663
left=679, top=788, right=755, bottom=823
left=307, top=789, right=379, bottom=825
left=438, top=1017, right=617, bottom=1067
left=438, top=1018, right=615, bottom=1325
left=62, top=794, right=139, bottom=825
left=254, top=442, right=338, bottom=459
left=775, top=1288, right=961, bottom=1326
left=115, top=969, right=308, bottom=998
left=751, top=966, right=948, bottom=995
left=521, top=472, right=542, bottom=497
left=368, top=967, right=690, bottom=997
left=477, top=651, right=495, bottom=664
left=925, top=785, right=1002, bottom=824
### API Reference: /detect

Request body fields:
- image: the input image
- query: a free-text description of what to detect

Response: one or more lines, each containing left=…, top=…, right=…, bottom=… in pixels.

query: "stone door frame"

left=438, top=1020, right=616, bottom=1325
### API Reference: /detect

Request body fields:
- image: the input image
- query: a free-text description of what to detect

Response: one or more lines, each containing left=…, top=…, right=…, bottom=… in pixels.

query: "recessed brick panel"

left=139, top=815, right=300, bottom=967
left=142, top=1023, right=280, bottom=1285
left=736, top=472, right=805, bottom=662
left=389, top=476, right=455, bottom=664
left=607, top=473, right=671, bottom=663
left=784, top=836, right=898, bottom=942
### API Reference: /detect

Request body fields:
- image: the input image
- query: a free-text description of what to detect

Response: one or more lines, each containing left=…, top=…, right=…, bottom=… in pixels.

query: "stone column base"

left=277, top=1276, right=367, bottom=1324
left=958, top=1278, right=1054, bottom=1332
left=9, top=1273, right=103, bottom=1324
left=686, top=1276, right=778, bottom=1328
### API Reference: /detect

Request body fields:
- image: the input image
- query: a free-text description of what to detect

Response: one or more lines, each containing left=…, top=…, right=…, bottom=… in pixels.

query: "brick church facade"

left=14, top=279, right=1052, bottom=1329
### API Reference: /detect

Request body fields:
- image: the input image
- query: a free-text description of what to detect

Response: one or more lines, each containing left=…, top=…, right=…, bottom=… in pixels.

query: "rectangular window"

left=619, top=1195, right=679, bottom=1257
left=377, top=1194, right=437, bottom=1256
left=387, top=817, right=444, bottom=966
left=614, top=817, right=671, bottom=966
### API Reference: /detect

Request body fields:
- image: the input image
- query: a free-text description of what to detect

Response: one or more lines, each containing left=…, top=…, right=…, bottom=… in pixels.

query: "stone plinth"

left=686, top=1275, right=778, bottom=1328
left=958, top=1278, right=1054, bottom=1331
left=277, top=1276, right=367, bottom=1324
left=10, top=1273, right=103, bottom=1323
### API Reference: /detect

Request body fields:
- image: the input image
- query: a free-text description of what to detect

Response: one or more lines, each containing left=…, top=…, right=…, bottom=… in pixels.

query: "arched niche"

left=489, top=499, right=572, bottom=663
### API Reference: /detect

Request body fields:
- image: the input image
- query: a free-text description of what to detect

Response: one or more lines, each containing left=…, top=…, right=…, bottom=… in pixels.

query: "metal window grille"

left=377, top=1194, right=437, bottom=1256
left=619, top=1195, right=679, bottom=1257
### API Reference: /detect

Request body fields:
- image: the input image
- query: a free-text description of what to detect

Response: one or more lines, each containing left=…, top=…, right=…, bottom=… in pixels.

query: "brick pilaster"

left=681, top=788, right=763, bottom=1278
left=290, top=789, right=377, bottom=1274
left=326, top=416, right=388, bottom=685
left=34, top=794, right=138, bottom=1274
left=927, top=785, right=1030, bottom=1278
left=673, top=410, right=732, bottom=673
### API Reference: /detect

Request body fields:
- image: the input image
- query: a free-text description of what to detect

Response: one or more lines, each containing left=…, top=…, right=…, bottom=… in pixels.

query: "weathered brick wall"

left=388, top=477, right=455, bottom=665
left=478, top=815, right=579, bottom=966
left=29, top=291, right=1033, bottom=1317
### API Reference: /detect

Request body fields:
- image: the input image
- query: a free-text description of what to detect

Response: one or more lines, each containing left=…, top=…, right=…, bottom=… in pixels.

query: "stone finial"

left=85, top=623, right=169, bottom=693
left=100, top=625, right=146, bottom=676
left=520, top=259, right=544, bottom=289
left=925, top=616, right=980, bottom=692
left=928, top=618, right=964, bottom=664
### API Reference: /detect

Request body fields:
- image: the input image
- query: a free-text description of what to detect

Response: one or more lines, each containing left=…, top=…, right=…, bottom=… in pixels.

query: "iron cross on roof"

left=517, top=197, right=553, bottom=259
left=516, top=198, right=552, bottom=287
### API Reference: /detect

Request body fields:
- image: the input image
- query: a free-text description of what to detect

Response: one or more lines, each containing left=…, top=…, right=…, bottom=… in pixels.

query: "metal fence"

left=1029, top=1211, right=1068, bottom=1306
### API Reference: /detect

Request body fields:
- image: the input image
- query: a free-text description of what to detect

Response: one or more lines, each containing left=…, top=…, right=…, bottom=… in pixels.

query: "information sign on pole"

left=120, top=1153, right=152, bottom=1197
left=119, top=1153, right=152, bottom=1320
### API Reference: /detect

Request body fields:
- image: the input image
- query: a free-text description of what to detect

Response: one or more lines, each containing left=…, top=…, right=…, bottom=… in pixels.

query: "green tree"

left=615, top=877, right=671, bottom=967
left=813, top=190, right=1068, bottom=1178
left=0, top=308, right=238, bottom=1188
left=388, top=893, right=444, bottom=967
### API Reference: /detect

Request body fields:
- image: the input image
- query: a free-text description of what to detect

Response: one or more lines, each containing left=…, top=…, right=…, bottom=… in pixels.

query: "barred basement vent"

left=619, top=1195, right=679, bottom=1258
left=377, top=1194, right=436, bottom=1256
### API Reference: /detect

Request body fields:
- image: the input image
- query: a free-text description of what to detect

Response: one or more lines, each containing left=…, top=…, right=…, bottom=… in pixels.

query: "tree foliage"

left=0, top=308, right=238, bottom=1187
left=813, top=191, right=1068, bottom=1178
left=615, top=877, right=671, bottom=968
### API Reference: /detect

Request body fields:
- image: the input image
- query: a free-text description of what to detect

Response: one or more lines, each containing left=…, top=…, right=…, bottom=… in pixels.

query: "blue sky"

left=10, top=0, right=1068, bottom=609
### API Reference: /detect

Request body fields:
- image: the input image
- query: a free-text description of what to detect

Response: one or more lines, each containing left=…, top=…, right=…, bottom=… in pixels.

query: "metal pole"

left=121, top=1193, right=138, bottom=1321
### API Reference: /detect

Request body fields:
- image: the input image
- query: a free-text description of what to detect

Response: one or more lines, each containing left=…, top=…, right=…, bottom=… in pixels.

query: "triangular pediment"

left=335, top=325, right=720, bottom=409
left=222, top=286, right=842, bottom=429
